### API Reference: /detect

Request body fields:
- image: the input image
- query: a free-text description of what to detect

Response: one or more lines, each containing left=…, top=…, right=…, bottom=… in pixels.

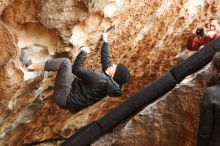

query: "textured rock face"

left=0, top=22, right=23, bottom=117
left=0, top=0, right=14, bottom=15
left=0, top=0, right=219, bottom=146
left=39, top=0, right=89, bottom=43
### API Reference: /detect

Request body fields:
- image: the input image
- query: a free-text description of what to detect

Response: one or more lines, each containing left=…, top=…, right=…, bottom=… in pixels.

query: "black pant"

left=45, top=58, right=73, bottom=108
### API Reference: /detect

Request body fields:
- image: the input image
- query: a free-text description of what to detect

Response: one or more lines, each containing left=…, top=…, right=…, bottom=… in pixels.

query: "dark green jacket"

left=197, top=80, right=220, bottom=146
left=66, top=42, right=123, bottom=112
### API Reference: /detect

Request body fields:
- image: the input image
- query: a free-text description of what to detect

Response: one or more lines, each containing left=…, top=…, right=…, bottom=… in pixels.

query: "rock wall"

left=0, top=0, right=219, bottom=146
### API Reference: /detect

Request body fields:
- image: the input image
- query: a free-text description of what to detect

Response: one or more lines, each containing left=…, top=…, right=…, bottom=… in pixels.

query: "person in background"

left=177, top=28, right=211, bottom=62
left=20, top=30, right=131, bottom=113
left=197, top=52, right=220, bottom=146
left=206, top=15, right=220, bottom=39
left=189, top=27, right=212, bottom=51
left=187, top=15, right=220, bottom=51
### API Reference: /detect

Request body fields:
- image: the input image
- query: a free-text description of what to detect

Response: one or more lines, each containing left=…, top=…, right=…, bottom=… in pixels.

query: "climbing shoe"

left=19, top=50, right=32, bottom=68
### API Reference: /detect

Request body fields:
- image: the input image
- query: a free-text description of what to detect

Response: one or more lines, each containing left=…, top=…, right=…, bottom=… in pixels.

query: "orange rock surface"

left=0, top=0, right=219, bottom=145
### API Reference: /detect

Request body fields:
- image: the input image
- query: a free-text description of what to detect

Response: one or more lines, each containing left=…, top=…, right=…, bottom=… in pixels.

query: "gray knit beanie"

left=113, top=64, right=131, bottom=85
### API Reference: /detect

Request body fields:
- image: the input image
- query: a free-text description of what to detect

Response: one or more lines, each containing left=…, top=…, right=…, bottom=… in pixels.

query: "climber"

left=197, top=52, right=220, bottom=146
left=20, top=29, right=131, bottom=113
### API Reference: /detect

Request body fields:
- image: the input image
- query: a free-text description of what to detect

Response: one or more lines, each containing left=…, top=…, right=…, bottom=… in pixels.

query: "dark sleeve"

left=106, top=77, right=123, bottom=97
left=197, top=90, right=213, bottom=146
left=107, top=86, right=123, bottom=97
left=101, top=42, right=112, bottom=71
left=72, top=50, right=101, bottom=82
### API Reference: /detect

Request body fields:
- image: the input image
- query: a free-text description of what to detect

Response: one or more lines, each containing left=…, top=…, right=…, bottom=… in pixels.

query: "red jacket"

left=213, top=33, right=220, bottom=39
left=187, top=35, right=212, bottom=51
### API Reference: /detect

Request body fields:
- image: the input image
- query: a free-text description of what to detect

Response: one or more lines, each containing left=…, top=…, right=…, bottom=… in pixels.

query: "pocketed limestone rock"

left=0, top=0, right=220, bottom=146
